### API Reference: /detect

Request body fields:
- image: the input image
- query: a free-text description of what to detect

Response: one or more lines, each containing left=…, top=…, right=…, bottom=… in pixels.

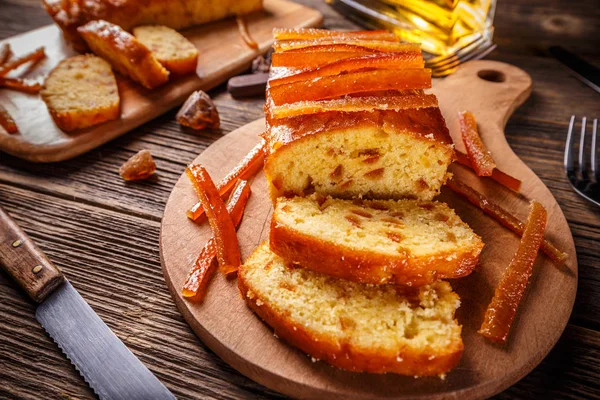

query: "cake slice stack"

left=239, top=28, right=484, bottom=377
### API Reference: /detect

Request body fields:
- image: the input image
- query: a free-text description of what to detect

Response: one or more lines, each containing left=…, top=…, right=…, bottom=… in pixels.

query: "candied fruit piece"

left=119, top=150, right=156, bottom=181
left=177, top=90, right=220, bottom=130
left=479, top=201, right=547, bottom=344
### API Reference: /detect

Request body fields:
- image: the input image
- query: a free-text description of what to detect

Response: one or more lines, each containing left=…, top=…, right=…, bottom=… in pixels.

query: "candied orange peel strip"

left=182, top=180, right=251, bottom=301
left=0, top=47, right=45, bottom=77
left=186, top=164, right=241, bottom=275
left=0, top=104, right=18, bottom=133
left=273, top=28, right=399, bottom=42
left=0, top=77, right=42, bottom=94
left=274, top=40, right=420, bottom=53
left=269, top=52, right=425, bottom=88
left=447, top=178, right=567, bottom=265
left=187, top=140, right=265, bottom=221
left=0, top=43, right=12, bottom=65
left=267, top=94, right=438, bottom=120
left=459, top=111, right=496, bottom=176
left=236, top=16, right=258, bottom=49
left=271, top=44, right=381, bottom=68
left=455, top=150, right=522, bottom=192
left=269, top=68, right=432, bottom=106
left=479, top=201, right=547, bottom=344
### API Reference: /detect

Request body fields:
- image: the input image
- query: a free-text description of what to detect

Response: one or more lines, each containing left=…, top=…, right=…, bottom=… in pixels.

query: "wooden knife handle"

left=0, top=206, right=64, bottom=302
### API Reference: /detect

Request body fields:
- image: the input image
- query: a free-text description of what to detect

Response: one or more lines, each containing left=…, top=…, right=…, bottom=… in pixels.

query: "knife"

left=549, top=46, right=600, bottom=94
left=0, top=206, right=176, bottom=400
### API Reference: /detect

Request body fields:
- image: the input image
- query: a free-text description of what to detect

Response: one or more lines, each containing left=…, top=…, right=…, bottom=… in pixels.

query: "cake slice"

left=78, top=20, right=169, bottom=89
left=238, top=243, right=464, bottom=376
left=41, top=55, right=120, bottom=131
left=270, top=195, right=484, bottom=286
left=264, top=107, right=454, bottom=201
left=133, top=25, right=199, bottom=75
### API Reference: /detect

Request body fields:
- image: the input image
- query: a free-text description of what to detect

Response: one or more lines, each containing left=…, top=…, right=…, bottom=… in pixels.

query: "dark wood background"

left=1, top=0, right=599, bottom=398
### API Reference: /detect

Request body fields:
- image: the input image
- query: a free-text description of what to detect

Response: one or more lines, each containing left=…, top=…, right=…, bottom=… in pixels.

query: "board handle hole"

left=477, top=69, right=506, bottom=83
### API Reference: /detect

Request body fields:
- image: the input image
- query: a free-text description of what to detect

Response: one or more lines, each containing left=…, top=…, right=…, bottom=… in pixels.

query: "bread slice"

left=43, top=0, right=263, bottom=52
left=78, top=20, right=169, bottom=89
left=133, top=25, right=198, bottom=75
left=41, top=55, right=120, bottom=132
left=270, top=195, right=484, bottom=286
left=238, top=243, right=464, bottom=376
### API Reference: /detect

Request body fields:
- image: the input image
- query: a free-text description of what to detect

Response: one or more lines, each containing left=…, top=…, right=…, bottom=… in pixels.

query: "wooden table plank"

left=0, top=0, right=599, bottom=399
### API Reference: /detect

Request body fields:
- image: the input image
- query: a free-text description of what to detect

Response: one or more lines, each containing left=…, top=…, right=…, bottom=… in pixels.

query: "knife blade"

left=0, top=206, right=176, bottom=400
left=549, top=46, right=600, bottom=94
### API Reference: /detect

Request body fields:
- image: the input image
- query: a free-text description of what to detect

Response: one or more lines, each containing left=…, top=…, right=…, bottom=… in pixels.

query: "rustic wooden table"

left=1, top=0, right=599, bottom=398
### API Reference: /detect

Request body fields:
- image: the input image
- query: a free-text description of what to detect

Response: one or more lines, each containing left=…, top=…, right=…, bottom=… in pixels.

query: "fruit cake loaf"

left=263, top=29, right=454, bottom=202
left=238, top=243, right=464, bottom=376
left=43, top=0, right=263, bottom=51
left=41, top=54, right=120, bottom=132
left=78, top=20, right=169, bottom=89
left=270, top=194, right=484, bottom=286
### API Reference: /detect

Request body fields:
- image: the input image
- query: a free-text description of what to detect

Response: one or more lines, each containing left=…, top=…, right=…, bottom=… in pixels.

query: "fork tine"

left=426, top=35, right=484, bottom=67
left=427, top=36, right=486, bottom=69
left=564, top=115, right=576, bottom=179
left=592, top=118, right=598, bottom=182
left=430, top=42, right=496, bottom=77
left=579, top=117, right=587, bottom=180
left=440, top=42, right=496, bottom=71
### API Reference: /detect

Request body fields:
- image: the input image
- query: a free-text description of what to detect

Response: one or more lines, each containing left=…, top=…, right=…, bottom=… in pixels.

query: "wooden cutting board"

left=160, top=60, right=577, bottom=399
left=0, top=0, right=322, bottom=163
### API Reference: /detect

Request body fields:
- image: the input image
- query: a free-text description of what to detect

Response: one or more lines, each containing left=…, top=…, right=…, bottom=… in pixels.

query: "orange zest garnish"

left=182, top=180, right=251, bottom=301
left=186, top=164, right=241, bottom=275
left=268, top=94, right=438, bottom=120
left=0, top=47, right=45, bottom=77
left=0, top=43, right=13, bottom=65
left=454, top=150, right=522, bottom=192
left=236, top=16, right=258, bottom=49
left=271, top=44, right=380, bottom=69
left=273, top=40, right=420, bottom=54
left=447, top=178, right=567, bottom=265
left=272, top=28, right=399, bottom=42
left=187, top=140, right=265, bottom=221
left=268, top=68, right=432, bottom=106
left=479, top=201, right=547, bottom=344
left=269, top=52, right=425, bottom=88
left=0, top=77, right=42, bottom=94
left=459, top=111, right=496, bottom=176
left=0, top=104, right=18, bottom=133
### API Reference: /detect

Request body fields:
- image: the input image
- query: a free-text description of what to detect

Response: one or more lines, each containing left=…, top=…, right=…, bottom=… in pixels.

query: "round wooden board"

left=160, top=60, right=577, bottom=399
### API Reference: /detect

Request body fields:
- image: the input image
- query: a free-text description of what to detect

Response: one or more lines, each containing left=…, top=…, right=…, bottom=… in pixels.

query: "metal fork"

left=564, top=115, right=600, bottom=206
left=426, top=37, right=497, bottom=77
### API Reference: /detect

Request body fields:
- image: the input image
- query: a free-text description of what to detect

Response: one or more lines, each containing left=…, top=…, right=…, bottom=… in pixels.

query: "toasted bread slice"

left=270, top=195, right=484, bottom=286
left=133, top=25, right=199, bottom=75
left=78, top=20, right=169, bottom=89
left=238, top=243, right=464, bottom=376
left=41, top=55, right=120, bottom=132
